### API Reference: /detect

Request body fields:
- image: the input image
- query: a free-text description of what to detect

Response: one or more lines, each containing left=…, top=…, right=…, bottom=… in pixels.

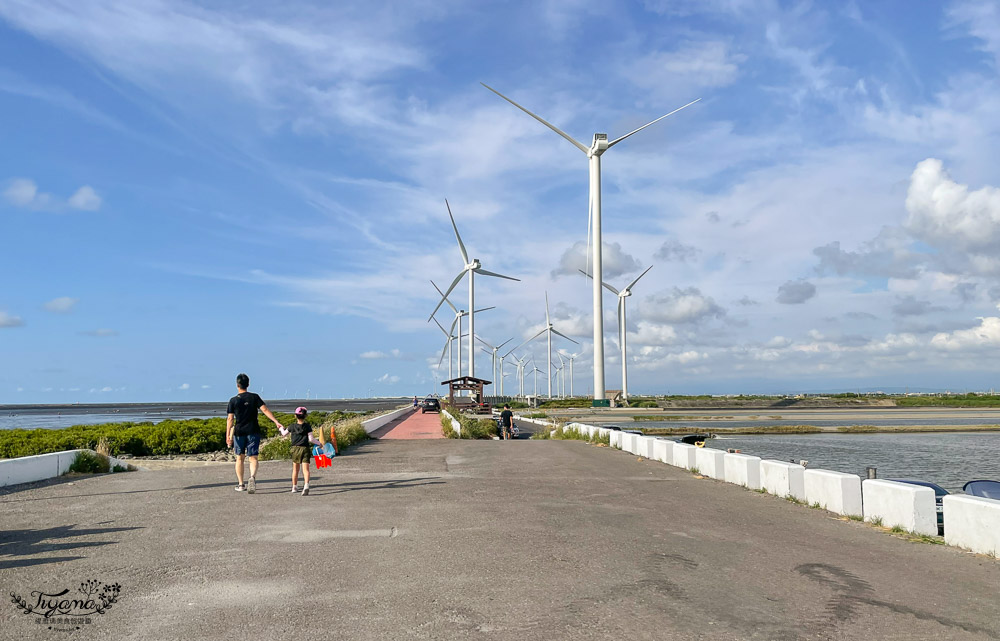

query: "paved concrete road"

left=2, top=440, right=998, bottom=640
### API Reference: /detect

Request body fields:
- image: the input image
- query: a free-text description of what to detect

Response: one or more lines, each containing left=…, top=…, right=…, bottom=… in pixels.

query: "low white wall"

left=0, top=450, right=131, bottom=488
left=439, top=409, right=463, bottom=437
left=804, top=469, right=863, bottom=516
left=673, top=443, right=697, bottom=469
left=760, top=460, right=806, bottom=501
left=943, top=495, right=1000, bottom=555
left=621, top=432, right=638, bottom=454
left=724, top=453, right=762, bottom=489
left=695, top=448, right=726, bottom=480
left=609, top=430, right=623, bottom=449
left=862, top=480, right=937, bottom=536
left=636, top=435, right=656, bottom=459
left=653, top=439, right=674, bottom=464
left=363, top=405, right=416, bottom=434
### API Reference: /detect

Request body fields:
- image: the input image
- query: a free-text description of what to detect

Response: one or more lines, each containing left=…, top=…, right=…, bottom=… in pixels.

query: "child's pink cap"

left=294, top=406, right=308, bottom=416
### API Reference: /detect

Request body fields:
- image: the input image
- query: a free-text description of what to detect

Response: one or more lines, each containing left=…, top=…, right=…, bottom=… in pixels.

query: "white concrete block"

left=804, top=469, right=863, bottom=516
left=760, top=460, right=806, bottom=501
left=944, top=495, right=1000, bottom=555
left=610, top=431, right=623, bottom=449
left=636, top=435, right=656, bottom=459
left=673, top=443, right=698, bottom=469
left=724, top=453, right=762, bottom=489
left=653, top=439, right=674, bottom=465
left=0, top=450, right=131, bottom=488
left=862, top=480, right=937, bottom=536
left=695, top=448, right=727, bottom=480
left=621, top=432, right=638, bottom=454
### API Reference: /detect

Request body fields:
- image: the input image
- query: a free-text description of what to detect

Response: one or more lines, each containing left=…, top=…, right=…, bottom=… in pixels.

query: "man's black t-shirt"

left=227, top=392, right=265, bottom=436
left=288, top=421, right=313, bottom=448
left=500, top=409, right=513, bottom=427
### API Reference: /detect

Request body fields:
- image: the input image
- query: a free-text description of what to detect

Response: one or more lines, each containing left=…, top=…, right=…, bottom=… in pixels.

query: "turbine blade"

left=427, top=271, right=466, bottom=321
left=506, top=328, right=546, bottom=358
left=624, top=264, right=654, bottom=293
left=445, top=199, right=469, bottom=265
left=497, top=337, right=513, bottom=350
left=472, top=305, right=496, bottom=314
left=476, top=335, right=494, bottom=349
left=448, top=316, right=459, bottom=338
left=480, top=82, right=590, bottom=154
left=551, top=328, right=580, bottom=345
left=430, top=280, right=459, bottom=314
left=545, top=292, right=550, bottom=326
left=474, top=267, right=520, bottom=282
left=438, top=340, right=449, bottom=367
left=577, top=268, right=619, bottom=294
left=607, top=98, right=700, bottom=148
left=432, top=317, right=450, bottom=337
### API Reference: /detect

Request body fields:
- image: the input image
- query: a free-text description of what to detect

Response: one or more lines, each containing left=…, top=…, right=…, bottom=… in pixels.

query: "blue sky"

left=2, top=0, right=1000, bottom=403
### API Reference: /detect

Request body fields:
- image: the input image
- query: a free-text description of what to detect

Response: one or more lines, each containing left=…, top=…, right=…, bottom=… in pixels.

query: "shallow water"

left=0, top=408, right=223, bottom=430
left=703, top=432, right=1000, bottom=493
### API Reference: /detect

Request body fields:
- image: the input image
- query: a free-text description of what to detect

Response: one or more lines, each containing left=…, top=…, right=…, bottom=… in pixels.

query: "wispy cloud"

left=43, top=297, right=79, bottom=313
left=2, top=178, right=101, bottom=212
left=79, top=328, right=118, bottom=337
left=0, top=311, right=24, bottom=328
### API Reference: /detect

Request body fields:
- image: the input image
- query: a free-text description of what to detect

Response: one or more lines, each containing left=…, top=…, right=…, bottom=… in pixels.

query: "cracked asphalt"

left=1, top=438, right=998, bottom=640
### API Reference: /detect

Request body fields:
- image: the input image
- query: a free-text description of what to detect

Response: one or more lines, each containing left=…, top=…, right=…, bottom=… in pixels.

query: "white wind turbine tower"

left=582, top=265, right=653, bottom=402
left=556, top=352, right=566, bottom=398
left=482, top=83, right=698, bottom=405
left=509, top=293, right=579, bottom=399
left=429, top=200, right=519, bottom=380
left=561, top=351, right=579, bottom=397
left=430, top=280, right=494, bottom=379
left=477, top=336, right=512, bottom=395
left=531, top=365, right=542, bottom=398
left=432, top=317, right=456, bottom=380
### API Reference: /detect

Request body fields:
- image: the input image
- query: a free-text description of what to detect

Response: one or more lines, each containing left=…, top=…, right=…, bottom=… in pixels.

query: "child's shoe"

left=301, top=484, right=310, bottom=496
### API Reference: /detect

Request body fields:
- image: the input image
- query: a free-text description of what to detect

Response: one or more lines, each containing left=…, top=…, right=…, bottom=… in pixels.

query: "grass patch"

left=440, top=414, right=458, bottom=439
left=525, top=412, right=548, bottom=419
left=890, top=525, right=905, bottom=533
left=690, top=466, right=701, bottom=475
left=869, top=516, right=884, bottom=527
left=847, top=514, right=864, bottom=522
left=896, top=393, right=1000, bottom=408
left=811, top=502, right=824, bottom=510
left=536, top=398, right=595, bottom=409
left=0, top=410, right=355, bottom=459
left=66, top=450, right=110, bottom=474
left=639, top=424, right=823, bottom=436
left=785, top=495, right=807, bottom=505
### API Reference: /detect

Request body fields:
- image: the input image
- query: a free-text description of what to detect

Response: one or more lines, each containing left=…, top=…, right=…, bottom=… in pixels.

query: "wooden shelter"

left=441, top=376, right=492, bottom=413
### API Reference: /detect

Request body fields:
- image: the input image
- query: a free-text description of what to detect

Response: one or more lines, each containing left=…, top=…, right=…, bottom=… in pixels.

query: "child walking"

left=286, top=406, right=320, bottom=495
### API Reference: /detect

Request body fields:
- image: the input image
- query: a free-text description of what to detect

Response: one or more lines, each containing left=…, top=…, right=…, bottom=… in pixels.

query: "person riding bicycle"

left=499, top=404, right=514, bottom=440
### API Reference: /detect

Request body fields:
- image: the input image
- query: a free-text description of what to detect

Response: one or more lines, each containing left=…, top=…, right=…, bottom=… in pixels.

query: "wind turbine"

left=432, top=317, right=456, bottom=380
left=581, top=265, right=653, bottom=401
left=428, top=200, right=519, bottom=380
left=531, top=365, right=542, bottom=397
left=429, top=280, right=494, bottom=379
left=477, top=336, right=512, bottom=394
left=556, top=352, right=566, bottom=398
left=509, top=293, right=579, bottom=398
left=482, top=83, right=698, bottom=404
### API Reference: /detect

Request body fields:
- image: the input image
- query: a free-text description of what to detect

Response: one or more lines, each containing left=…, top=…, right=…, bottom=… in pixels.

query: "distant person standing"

left=226, top=373, right=283, bottom=493
left=499, top=404, right=514, bottom=440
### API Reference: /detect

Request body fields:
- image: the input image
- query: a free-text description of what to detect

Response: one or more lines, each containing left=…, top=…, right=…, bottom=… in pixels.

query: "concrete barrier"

left=804, top=469, right=862, bottom=516
left=636, top=435, right=656, bottom=459
left=0, top=450, right=131, bottom=488
left=673, top=443, right=697, bottom=469
left=695, top=448, right=726, bottom=480
left=609, top=431, right=623, bottom=449
left=653, top=439, right=674, bottom=464
left=621, top=432, right=638, bottom=454
left=760, top=460, right=806, bottom=501
left=862, top=480, right=937, bottom=536
left=943, top=495, right=1000, bottom=555
left=724, top=453, right=762, bottom=489
left=363, top=405, right=415, bottom=434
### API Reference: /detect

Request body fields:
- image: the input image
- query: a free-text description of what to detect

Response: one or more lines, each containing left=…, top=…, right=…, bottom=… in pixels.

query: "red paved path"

left=371, top=408, right=444, bottom=439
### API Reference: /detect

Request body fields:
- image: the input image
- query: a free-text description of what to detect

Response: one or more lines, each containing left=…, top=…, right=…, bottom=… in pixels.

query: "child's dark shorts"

left=290, top=446, right=312, bottom=464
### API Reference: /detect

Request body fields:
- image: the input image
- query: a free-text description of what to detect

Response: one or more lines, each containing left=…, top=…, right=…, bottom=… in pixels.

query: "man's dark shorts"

left=233, top=434, right=261, bottom=457
left=290, top=445, right=311, bottom=464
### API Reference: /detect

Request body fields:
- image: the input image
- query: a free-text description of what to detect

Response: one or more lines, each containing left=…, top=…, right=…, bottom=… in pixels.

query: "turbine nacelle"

left=590, top=133, right=609, bottom=157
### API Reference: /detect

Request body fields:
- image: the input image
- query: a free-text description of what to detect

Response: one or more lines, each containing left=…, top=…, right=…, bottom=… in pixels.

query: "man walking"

left=226, top=373, right=283, bottom=493
left=499, top=404, right=514, bottom=440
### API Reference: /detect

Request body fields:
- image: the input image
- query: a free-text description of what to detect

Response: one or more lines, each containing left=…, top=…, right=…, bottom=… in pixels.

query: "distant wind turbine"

left=477, top=336, right=513, bottom=394
left=429, top=280, right=494, bottom=379
left=483, top=83, right=697, bottom=404
left=429, top=200, right=519, bottom=379
left=581, top=265, right=653, bottom=401
left=509, top=293, right=579, bottom=398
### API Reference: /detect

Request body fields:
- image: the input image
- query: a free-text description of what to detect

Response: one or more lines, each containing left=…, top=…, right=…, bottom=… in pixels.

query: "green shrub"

left=66, top=450, right=110, bottom=474
left=525, top=412, right=548, bottom=419
left=259, top=437, right=292, bottom=461
left=459, top=416, right=498, bottom=439
left=440, top=414, right=458, bottom=438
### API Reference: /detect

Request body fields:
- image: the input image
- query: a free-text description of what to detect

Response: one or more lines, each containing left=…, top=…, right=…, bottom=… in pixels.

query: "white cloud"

left=179, top=383, right=190, bottom=390
left=80, top=328, right=118, bottom=337
left=100, top=386, right=112, bottom=392
left=43, top=297, right=79, bottom=313
left=360, top=349, right=402, bottom=360
left=201, top=384, right=211, bottom=389
left=3, top=177, right=101, bottom=212
left=68, top=185, right=101, bottom=211
left=930, top=314, right=1000, bottom=351
left=552, top=241, right=642, bottom=280
left=642, top=287, right=726, bottom=324
left=376, top=373, right=400, bottom=384
left=625, top=40, right=745, bottom=95
left=0, top=311, right=24, bottom=328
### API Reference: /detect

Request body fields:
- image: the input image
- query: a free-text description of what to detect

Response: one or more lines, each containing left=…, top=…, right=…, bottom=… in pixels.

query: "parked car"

left=889, top=479, right=948, bottom=535
left=420, top=398, right=440, bottom=413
